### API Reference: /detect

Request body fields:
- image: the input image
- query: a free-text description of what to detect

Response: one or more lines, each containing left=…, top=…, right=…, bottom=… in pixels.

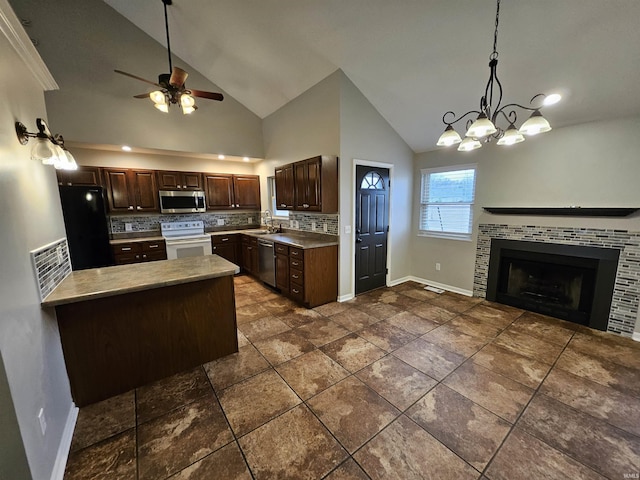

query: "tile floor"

left=64, top=275, right=640, bottom=479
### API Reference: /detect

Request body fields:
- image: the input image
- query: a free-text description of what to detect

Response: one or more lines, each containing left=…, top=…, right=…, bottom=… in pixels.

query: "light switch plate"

left=125, top=223, right=133, bottom=232
left=345, top=225, right=352, bottom=234
left=248, top=217, right=254, bottom=224
left=217, top=219, right=225, bottom=226
left=311, top=221, right=316, bottom=231
left=323, top=223, right=328, bottom=233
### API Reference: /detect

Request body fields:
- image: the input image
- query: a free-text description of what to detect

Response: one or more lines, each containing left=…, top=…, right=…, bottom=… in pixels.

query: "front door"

left=355, top=166, right=390, bottom=295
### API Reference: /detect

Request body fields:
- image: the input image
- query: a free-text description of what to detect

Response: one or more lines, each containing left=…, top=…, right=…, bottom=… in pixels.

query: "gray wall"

left=10, top=0, right=264, bottom=159
left=338, top=73, right=414, bottom=297
left=412, top=116, right=640, bottom=300
left=0, top=22, right=73, bottom=480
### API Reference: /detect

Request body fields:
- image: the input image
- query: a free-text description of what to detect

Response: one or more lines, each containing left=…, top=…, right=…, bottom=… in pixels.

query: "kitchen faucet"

left=263, top=210, right=276, bottom=232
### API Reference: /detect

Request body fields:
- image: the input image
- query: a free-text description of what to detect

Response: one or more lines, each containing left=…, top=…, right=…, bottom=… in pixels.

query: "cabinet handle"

left=183, top=185, right=187, bottom=189
left=177, top=185, right=181, bottom=189
left=148, top=244, right=159, bottom=248
left=303, top=203, right=309, bottom=208
left=280, top=204, right=286, bottom=208
left=137, top=206, right=141, bottom=210
left=221, top=238, right=229, bottom=242
left=142, top=254, right=147, bottom=259
left=292, top=274, right=299, bottom=279
left=121, top=247, right=132, bottom=251
left=213, top=246, right=217, bottom=250
left=128, top=206, right=134, bottom=210
left=135, top=254, right=140, bottom=259
left=291, top=251, right=299, bottom=256
left=291, top=261, right=299, bottom=266
left=236, top=204, right=240, bottom=207
left=292, top=288, right=300, bottom=294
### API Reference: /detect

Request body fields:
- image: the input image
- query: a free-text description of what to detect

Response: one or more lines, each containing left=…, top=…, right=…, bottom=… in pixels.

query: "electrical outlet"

left=436, top=263, right=441, bottom=271
left=125, top=223, right=133, bottom=232
left=311, top=221, right=316, bottom=231
left=294, top=220, right=300, bottom=229
left=56, top=246, right=64, bottom=266
left=37, top=408, right=46, bottom=436
left=217, top=219, right=225, bottom=226
left=248, top=217, right=254, bottom=224
left=323, top=223, right=328, bottom=233
left=289, top=220, right=294, bottom=228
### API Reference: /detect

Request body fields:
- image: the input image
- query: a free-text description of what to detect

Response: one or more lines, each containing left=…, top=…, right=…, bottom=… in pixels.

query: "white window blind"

left=268, top=176, right=289, bottom=218
left=419, top=165, right=476, bottom=240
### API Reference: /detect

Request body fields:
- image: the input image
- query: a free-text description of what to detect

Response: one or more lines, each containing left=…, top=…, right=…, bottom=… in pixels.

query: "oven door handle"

left=165, top=238, right=210, bottom=246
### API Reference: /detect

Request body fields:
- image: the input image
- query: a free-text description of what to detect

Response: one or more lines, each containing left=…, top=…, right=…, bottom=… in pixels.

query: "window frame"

left=418, top=163, right=477, bottom=241
left=267, top=176, right=289, bottom=219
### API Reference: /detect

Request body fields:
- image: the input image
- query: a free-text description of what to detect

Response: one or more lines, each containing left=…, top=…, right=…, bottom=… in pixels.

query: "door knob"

left=356, top=237, right=363, bottom=243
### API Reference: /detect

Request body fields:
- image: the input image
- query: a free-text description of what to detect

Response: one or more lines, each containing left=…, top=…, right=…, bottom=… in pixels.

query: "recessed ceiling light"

left=121, top=145, right=132, bottom=152
left=243, top=157, right=250, bottom=162
left=218, top=154, right=225, bottom=160
left=543, top=94, right=562, bottom=106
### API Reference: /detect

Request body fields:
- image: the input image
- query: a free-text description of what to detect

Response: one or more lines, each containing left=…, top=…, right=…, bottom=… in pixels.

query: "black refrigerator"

left=59, top=185, right=115, bottom=270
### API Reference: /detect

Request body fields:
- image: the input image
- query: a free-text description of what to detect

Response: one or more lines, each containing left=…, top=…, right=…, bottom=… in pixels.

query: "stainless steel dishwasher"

left=258, top=239, right=276, bottom=287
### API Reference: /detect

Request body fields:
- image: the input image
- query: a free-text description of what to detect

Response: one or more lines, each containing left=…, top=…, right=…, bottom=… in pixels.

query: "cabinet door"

left=156, top=171, right=182, bottom=190
left=204, top=174, right=235, bottom=210
left=103, top=168, right=134, bottom=212
left=233, top=175, right=261, bottom=210
left=213, top=243, right=237, bottom=264
left=131, top=170, right=159, bottom=212
left=182, top=172, right=203, bottom=190
left=294, top=158, right=321, bottom=211
left=57, top=166, right=102, bottom=186
left=275, top=253, right=290, bottom=292
left=241, top=242, right=258, bottom=273
left=275, top=164, right=294, bottom=210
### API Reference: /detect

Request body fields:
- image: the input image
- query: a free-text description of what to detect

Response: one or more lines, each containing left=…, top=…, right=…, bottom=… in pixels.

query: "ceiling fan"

left=114, top=0, right=223, bottom=114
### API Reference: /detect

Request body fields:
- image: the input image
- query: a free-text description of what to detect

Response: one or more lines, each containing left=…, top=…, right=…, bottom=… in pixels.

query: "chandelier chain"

left=491, top=0, right=500, bottom=59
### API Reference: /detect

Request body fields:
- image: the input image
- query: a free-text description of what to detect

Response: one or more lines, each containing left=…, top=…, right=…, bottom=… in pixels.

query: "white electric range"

left=161, top=221, right=212, bottom=259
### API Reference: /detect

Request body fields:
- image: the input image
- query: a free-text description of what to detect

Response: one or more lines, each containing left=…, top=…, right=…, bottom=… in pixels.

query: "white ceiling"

left=100, top=1, right=640, bottom=152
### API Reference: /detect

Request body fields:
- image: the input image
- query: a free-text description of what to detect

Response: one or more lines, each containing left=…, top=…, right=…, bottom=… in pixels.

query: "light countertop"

left=42, top=255, right=240, bottom=307
left=210, top=230, right=339, bottom=249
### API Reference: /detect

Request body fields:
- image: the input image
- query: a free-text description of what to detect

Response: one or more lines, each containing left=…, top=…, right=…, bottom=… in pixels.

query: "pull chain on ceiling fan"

left=114, top=0, right=223, bottom=114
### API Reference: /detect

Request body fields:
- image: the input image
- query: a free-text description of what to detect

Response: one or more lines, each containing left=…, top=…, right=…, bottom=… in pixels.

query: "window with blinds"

left=419, top=165, right=476, bottom=240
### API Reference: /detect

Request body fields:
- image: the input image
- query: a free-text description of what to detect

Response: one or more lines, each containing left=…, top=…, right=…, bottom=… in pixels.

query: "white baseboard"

left=408, top=276, right=474, bottom=297
left=388, top=276, right=413, bottom=287
left=338, top=293, right=354, bottom=303
left=633, top=332, right=640, bottom=342
left=50, top=402, right=78, bottom=480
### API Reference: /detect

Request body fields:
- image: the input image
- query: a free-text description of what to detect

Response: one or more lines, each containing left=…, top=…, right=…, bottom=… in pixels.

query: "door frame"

left=351, top=158, right=395, bottom=297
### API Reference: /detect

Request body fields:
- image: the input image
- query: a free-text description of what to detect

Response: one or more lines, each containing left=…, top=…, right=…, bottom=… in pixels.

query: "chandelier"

left=437, top=0, right=559, bottom=151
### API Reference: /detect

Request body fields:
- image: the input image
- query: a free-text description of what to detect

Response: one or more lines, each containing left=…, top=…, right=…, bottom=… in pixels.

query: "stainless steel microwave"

left=159, top=190, right=206, bottom=213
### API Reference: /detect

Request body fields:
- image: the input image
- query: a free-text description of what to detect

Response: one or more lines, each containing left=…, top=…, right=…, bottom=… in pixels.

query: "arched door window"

left=360, top=171, right=385, bottom=190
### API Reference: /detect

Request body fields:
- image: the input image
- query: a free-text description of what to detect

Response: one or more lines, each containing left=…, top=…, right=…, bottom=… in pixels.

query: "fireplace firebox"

left=486, top=239, right=619, bottom=331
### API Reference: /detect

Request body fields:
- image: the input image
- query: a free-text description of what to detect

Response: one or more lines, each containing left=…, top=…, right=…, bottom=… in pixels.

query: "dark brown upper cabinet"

left=275, top=156, right=338, bottom=213
left=103, top=168, right=159, bottom=213
left=204, top=173, right=260, bottom=210
left=156, top=171, right=203, bottom=191
left=275, top=163, right=294, bottom=210
left=56, top=166, right=102, bottom=186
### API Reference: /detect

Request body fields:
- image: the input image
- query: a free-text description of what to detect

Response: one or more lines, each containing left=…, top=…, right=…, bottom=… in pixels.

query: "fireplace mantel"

left=482, top=207, right=639, bottom=217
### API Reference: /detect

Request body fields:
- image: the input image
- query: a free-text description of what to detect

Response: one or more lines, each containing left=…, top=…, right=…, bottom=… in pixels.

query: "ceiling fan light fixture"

left=182, top=105, right=197, bottom=115
left=519, top=110, right=552, bottom=136
left=180, top=93, right=195, bottom=108
left=150, top=90, right=166, bottom=105
left=155, top=103, right=169, bottom=113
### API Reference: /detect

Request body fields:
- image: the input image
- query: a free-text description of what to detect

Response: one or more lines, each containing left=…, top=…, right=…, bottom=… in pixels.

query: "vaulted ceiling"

left=13, top=0, right=640, bottom=153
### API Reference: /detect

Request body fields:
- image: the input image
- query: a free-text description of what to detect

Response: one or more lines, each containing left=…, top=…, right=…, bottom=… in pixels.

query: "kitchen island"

left=43, top=255, right=240, bottom=406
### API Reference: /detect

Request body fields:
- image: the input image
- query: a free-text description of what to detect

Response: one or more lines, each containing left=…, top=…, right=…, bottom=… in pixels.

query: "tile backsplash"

left=110, top=211, right=340, bottom=236
left=30, top=238, right=71, bottom=301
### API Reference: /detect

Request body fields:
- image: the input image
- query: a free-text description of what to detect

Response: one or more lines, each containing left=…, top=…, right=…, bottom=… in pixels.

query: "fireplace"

left=486, top=239, right=620, bottom=331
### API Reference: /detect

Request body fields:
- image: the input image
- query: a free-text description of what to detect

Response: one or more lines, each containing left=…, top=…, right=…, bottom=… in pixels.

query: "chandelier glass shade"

left=437, top=0, right=556, bottom=151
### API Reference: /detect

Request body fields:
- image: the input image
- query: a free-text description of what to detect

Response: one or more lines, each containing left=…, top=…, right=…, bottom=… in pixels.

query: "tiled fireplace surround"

left=473, top=224, right=640, bottom=337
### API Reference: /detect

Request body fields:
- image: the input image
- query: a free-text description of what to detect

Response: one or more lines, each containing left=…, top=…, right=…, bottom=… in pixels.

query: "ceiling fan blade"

left=114, top=69, right=161, bottom=87
left=190, top=89, right=224, bottom=101
left=133, top=93, right=151, bottom=99
left=169, top=67, right=188, bottom=88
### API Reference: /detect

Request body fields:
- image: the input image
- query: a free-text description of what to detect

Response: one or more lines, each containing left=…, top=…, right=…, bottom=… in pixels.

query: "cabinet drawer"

left=242, top=235, right=258, bottom=246
left=212, top=234, right=237, bottom=245
left=112, top=243, right=142, bottom=255
left=140, top=250, right=167, bottom=262
left=289, top=268, right=304, bottom=286
left=289, top=257, right=304, bottom=270
left=289, top=247, right=304, bottom=259
left=114, top=253, right=141, bottom=265
left=275, top=243, right=289, bottom=255
left=290, top=284, right=304, bottom=302
left=141, top=240, right=165, bottom=252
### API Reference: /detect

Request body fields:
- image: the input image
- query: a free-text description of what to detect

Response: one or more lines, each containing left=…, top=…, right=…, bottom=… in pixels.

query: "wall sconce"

left=15, top=118, right=78, bottom=170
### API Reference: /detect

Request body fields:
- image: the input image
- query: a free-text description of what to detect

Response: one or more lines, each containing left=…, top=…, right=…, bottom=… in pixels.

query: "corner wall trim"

left=633, top=332, right=640, bottom=343
left=50, top=403, right=78, bottom=480
left=338, top=293, right=354, bottom=303
left=0, top=0, right=58, bottom=90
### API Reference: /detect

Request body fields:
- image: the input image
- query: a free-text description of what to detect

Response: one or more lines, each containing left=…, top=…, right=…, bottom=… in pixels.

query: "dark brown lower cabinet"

left=112, top=240, right=166, bottom=265
left=55, top=275, right=238, bottom=406
left=212, top=234, right=239, bottom=265
left=241, top=235, right=259, bottom=274
left=274, top=243, right=337, bottom=308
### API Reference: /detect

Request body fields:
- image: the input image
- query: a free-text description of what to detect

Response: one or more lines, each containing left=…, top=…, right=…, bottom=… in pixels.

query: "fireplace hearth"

left=486, top=239, right=619, bottom=331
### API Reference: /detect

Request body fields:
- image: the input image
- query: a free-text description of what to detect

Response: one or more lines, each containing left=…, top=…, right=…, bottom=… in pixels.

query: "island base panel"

left=56, top=275, right=238, bottom=406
